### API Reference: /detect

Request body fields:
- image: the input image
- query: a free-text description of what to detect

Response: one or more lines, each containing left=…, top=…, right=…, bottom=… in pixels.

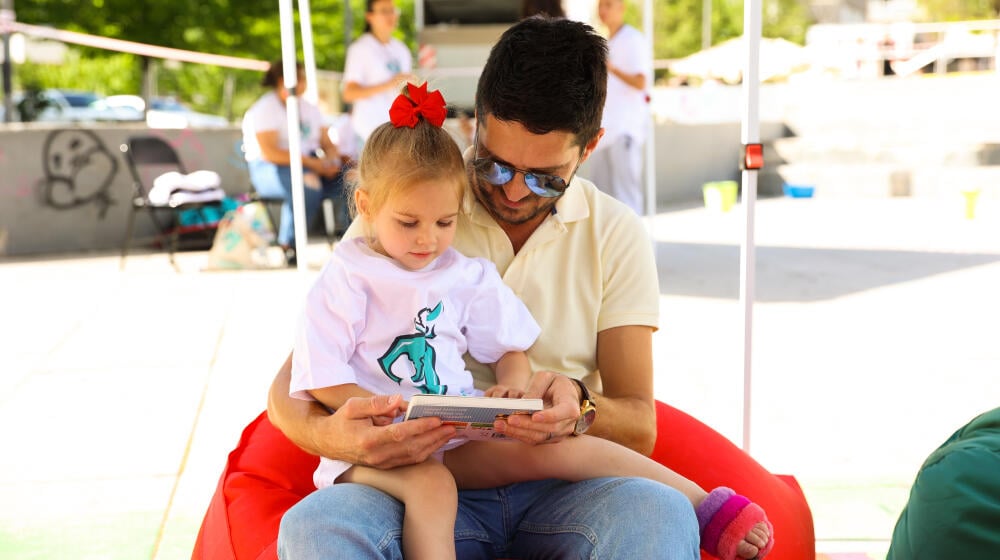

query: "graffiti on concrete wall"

left=39, top=130, right=118, bottom=218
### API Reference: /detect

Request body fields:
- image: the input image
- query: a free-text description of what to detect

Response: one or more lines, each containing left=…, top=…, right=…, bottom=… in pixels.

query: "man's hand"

left=306, top=394, right=456, bottom=470
left=492, top=371, right=580, bottom=445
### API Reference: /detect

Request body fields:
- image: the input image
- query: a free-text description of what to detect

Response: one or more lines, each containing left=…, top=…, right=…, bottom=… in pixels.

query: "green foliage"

left=10, top=0, right=814, bottom=114
left=16, top=51, right=141, bottom=95
left=916, top=0, right=999, bottom=20
left=652, top=0, right=811, bottom=62
left=13, top=0, right=422, bottom=118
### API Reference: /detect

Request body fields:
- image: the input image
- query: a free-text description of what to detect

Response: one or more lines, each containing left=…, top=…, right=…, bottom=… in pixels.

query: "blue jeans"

left=277, top=478, right=700, bottom=559
left=247, top=159, right=350, bottom=247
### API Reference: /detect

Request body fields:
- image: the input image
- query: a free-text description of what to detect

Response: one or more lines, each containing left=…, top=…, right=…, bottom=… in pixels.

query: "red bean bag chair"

left=193, top=401, right=814, bottom=560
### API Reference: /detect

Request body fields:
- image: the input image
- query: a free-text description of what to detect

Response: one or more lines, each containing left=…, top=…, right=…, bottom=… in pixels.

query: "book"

left=404, top=394, right=544, bottom=441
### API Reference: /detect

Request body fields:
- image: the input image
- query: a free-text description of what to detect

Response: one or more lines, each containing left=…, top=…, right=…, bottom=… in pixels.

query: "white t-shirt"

left=343, top=33, right=413, bottom=141
left=290, top=237, right=540, bottom=487
left=241, top=91, right=327, bottom=162
left=601, top=24, right=652, bottom=145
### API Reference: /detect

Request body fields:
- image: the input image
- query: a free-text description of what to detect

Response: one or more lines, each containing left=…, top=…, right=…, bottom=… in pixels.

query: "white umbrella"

left=669, top=36, right=806, bottom=84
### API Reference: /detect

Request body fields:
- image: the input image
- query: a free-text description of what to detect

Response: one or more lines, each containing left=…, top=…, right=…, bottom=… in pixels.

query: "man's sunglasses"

left=471, top=132, right=572, bottom=198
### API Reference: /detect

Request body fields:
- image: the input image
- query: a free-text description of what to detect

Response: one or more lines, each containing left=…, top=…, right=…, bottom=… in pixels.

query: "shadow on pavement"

left=655, top=241, right=1000, bottom=302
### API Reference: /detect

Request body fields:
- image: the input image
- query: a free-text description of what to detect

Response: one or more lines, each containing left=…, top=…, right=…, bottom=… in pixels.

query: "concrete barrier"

left=0, top=124, right=247, bottom=257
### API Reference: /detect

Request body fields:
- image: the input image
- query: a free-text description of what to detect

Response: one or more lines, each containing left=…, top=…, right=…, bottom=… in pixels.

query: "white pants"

left=585, top=134, right=644, bottom=214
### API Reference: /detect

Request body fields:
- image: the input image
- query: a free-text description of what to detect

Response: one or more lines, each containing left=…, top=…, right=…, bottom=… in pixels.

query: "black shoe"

left=284, top=247, right=297, bottom=267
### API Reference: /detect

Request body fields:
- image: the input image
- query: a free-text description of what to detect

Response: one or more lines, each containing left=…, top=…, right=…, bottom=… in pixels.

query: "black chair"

left=119, top=136, right=225, bottom=268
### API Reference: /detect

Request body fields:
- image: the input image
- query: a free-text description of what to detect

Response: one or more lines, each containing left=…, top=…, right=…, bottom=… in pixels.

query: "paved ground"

left=1, top=196, right=998, bottom=559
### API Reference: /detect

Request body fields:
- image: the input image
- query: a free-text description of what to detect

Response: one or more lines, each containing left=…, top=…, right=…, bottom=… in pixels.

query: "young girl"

left=289, top=83, right=773, bottom=560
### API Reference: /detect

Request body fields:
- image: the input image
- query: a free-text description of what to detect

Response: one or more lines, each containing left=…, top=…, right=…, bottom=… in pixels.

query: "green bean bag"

left=888, top=406, right=1000, bottom=559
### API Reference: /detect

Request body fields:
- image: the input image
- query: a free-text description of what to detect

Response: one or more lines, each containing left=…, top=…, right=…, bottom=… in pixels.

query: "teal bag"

left=179, top=197, right=240, bottom=227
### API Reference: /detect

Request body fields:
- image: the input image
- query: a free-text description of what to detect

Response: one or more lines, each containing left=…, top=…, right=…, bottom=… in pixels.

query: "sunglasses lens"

left=524, top=174, right=565, bottom=198
left=475, top=158, right=567, bottom=198
left=480, top=161, right=514, bottom=186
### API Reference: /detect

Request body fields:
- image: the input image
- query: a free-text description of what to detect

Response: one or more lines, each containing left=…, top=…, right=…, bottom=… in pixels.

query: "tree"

left=916, top=0, right=999, bottom=20
left=650, top=0, right=812, bottom=63
left=13, top=0, right=417, bottom=118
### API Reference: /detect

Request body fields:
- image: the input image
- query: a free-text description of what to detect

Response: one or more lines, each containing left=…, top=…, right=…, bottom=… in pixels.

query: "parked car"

left=104, top=95, right=230, bottom=128
left=33, top=89, right=140, bottom=123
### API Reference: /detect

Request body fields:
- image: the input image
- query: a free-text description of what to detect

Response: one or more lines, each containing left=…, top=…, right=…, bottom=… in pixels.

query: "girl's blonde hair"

left=347, top=113, right=467, bottom=221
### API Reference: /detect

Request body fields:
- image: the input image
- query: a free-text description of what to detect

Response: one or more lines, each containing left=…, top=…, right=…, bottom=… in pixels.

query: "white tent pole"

left=739, top=0, right=762, bottom=453
left=299, top=0, right=319, bottom=105
left=643, top=0, right=655, bottom=217
left=279, top=0, right=309, bottom=273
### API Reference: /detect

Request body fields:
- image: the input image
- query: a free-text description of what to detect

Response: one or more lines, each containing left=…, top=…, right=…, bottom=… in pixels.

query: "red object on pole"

left=743, top=143, right=764, bottom=170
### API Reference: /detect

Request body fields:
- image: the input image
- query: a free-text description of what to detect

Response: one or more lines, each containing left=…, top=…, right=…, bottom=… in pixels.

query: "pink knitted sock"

left=695, top=487, right=774, bottom=560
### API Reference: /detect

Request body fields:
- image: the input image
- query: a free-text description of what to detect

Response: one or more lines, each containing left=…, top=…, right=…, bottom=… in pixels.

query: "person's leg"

left=455, top=478, right=700, bottom=559
left=247, top=160, right=294, bottom=246
left=321, top=172, right=352, bottom=236
left=277, top=483, right=404, bottom=560
left=446, top=437, right=705, bottom=503
left=339, top=461, right=458, bottom=560
left=448, top=439, right=770, bottom=559
left=616, top=134, right=645, bottom=214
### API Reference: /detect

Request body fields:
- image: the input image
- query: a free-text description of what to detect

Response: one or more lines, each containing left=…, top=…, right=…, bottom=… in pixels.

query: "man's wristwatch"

left=570, top=378, right=597, bottom=435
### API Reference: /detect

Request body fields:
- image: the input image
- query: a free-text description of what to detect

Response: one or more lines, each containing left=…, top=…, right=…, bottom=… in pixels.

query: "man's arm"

left=607, top=63, right=647, bottom=91
left=587, top=325, right=657, bottom=455
left=267, top=352, right=457, bottom=468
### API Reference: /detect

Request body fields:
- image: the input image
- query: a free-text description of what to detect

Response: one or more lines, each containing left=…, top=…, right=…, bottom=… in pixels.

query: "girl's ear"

left=354, top=188, right=371, bottom=220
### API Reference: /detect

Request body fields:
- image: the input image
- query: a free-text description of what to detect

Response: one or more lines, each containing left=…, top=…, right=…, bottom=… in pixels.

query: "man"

left=268, top=15, right=701, bottom=559
left=586, top=0, right=652, bottom=215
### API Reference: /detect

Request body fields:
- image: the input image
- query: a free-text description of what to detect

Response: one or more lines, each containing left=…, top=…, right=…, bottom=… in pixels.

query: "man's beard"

left=472, top=179, right=557, bottom=226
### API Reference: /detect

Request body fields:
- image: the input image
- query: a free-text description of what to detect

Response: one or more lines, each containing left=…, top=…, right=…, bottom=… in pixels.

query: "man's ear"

left=579, top=128, right=606, bottom=164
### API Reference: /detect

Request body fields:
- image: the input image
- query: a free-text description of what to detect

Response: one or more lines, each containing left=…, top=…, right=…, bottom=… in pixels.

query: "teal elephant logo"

left=378, top=302, right=447, bottom=395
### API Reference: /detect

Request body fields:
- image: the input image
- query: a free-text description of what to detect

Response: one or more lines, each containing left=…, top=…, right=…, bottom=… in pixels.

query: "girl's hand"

left=484, top=385, right=525, bottom=398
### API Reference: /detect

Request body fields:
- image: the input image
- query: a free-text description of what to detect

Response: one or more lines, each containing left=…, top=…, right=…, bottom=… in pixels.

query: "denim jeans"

left=278, top=478, right=700, bottom=559
left=247, top=159, right=350, bottom=247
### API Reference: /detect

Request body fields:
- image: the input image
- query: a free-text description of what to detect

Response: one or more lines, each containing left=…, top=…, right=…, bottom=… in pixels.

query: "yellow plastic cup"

left=961, top=189, right=981, bottom=220
left=702, top=181, right=738, bottom=212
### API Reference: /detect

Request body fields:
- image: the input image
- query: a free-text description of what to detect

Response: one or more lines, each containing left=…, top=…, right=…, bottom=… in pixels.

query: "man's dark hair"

left=475, top=15, right=607, bottom=148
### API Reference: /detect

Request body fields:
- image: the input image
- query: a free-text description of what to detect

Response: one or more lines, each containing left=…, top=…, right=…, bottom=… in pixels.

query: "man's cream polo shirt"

left=454, top=176, right=659, bottom=391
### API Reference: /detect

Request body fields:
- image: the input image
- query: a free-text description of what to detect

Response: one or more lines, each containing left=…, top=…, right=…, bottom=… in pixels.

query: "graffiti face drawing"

left=40, top=129, right=118, bottom=217
left=377, top=302, right=448, bottom=395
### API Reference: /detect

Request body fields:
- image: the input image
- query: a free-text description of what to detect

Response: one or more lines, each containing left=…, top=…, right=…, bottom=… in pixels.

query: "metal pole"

left=280, top=0, right=309, bottom=272
left=643, top=0, right=655, bottom=217
left=702, top=0, right=711, bottom=50
left=298, top=0, right=319, bottom=105
left=1, top=0, right=14, bottom=123
left=739, top=0, right=762, bottom=454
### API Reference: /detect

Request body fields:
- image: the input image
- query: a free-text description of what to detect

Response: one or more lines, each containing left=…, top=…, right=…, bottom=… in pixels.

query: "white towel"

left=149, top=170, right=223, bottom=206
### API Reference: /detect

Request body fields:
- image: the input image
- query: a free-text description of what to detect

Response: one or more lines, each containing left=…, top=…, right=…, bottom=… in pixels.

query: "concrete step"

left=775, top=163, right=1000, bottom=199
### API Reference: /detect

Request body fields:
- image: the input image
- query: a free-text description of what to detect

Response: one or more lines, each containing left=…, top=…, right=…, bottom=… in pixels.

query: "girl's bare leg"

left=445, top=435, right=702, bottom=502
left=339, top=459, right=458, bottom=560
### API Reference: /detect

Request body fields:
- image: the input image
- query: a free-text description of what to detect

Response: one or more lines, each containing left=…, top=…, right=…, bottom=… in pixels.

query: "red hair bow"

left=389, top=82, right=447, bottom=128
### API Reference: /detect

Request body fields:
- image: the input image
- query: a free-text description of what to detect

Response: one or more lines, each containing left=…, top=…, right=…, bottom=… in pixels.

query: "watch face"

left=575, top=407, right=596, bottom=434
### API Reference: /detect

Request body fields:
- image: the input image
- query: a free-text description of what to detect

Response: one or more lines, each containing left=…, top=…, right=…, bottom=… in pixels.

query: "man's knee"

left=278, top=484, right=405, bottom=553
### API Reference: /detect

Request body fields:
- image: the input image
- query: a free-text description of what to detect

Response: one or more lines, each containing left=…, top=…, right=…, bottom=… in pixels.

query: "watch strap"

left=570, top=377, right=591, bottom=406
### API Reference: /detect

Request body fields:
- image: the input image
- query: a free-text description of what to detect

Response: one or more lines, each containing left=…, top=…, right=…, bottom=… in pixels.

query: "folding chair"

left=119, top=135, right=225, bottom=268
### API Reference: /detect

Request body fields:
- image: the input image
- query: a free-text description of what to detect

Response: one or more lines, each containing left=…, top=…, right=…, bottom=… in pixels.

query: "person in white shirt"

left=242, top=60, right=342, bottom=263
left=586, top=0, right=652, bottom=214
left=287, top=83, right=773, bottom=560
left=342, top=0, right=416, bottom=145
